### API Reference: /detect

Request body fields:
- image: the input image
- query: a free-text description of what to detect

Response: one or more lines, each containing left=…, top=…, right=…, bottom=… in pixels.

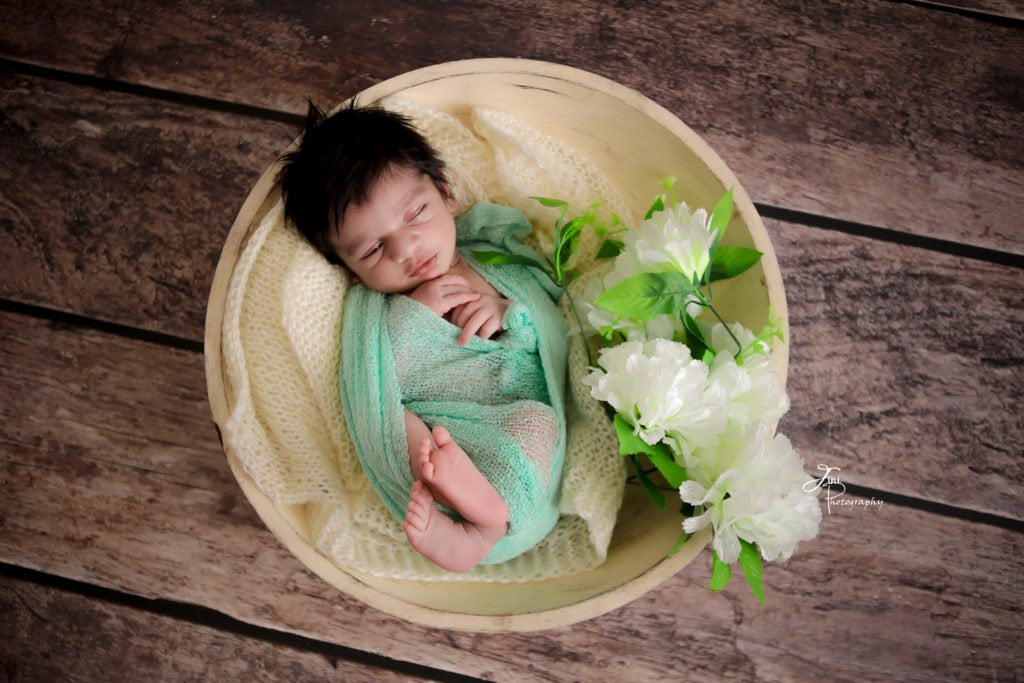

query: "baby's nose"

left=394, top=232, right=419, bottom=262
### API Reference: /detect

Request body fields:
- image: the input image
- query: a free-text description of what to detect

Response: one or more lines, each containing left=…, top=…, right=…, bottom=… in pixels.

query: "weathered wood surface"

left=1, top=309, right=1021, bottom=681
left=920, top=0, right=1024, bottom=20
left=0, top=575, right=423, bottom=683
left=774, top=217, right=1024, bottom=521
left=1, top=3, right=1021, bottom=680
left=2, top=71, right=1020, bottom=519
left=0, top=71, right=293, bottom=340
left=0, top=1, right=1021, bottom=254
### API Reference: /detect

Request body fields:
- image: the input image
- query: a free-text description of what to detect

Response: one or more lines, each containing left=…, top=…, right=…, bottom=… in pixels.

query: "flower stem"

left=709, top=304, right=743, bottom=356
left=625, top=476, right=678, bottom=492
left=562, top=284, right=594, bottom=367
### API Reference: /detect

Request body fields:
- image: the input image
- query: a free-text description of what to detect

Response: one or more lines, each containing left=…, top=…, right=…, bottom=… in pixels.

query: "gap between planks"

left=0, top=56, right=302, bottom=126
left=893, top=0, right=1024, bottom=23
left=1, top=296, right=1020, bottom=535
left=0, top=56, right=1020, bottom=271
left=0, top=561, right=480, bottom=683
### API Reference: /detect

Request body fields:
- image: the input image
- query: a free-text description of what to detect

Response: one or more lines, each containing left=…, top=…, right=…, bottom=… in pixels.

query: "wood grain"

left=0, top=574, right=422, bottom=682
left=0, top=2, right=1019, bottom=680
left=0, top=0, right=1020, bottom=253
left=915, top=0, right=1024, bottom=20
left=0, top=71, right=294, bottom=341
left=0, top=310, right=1021, bottom=681
left=0, top=73, right=1020, bottom=518
left=773, top=217, right=1024, bottom=521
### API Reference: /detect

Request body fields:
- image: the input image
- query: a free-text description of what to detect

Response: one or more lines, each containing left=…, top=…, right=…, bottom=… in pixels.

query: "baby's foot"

left=418, top=425, right=508, bottom=529
left=403, top=481, right=503, bottom=573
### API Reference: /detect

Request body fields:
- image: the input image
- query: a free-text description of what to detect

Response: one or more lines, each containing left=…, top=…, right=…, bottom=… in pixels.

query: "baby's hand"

left=408, top=274, right=481, bottom=317
left=448, top=295, right=511, bottom=346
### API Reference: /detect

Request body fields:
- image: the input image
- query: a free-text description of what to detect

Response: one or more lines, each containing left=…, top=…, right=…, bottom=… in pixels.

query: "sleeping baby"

left=276, top=101, right=568, bottom=572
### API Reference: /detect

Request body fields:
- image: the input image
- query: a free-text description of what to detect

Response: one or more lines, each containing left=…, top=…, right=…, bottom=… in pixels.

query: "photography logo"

left=803, top=464, right=884, bottom=514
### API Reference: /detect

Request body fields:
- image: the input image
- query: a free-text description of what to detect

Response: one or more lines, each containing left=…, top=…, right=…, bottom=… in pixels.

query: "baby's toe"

left=432, top=425, right=452, bottom=447
left=403, top=519, right=423, bottom=539
left=405, top=502, right=428, bottom=529
left=420, top=458, right=435, bottom=481
left=410, top=480, right=435, bottom=505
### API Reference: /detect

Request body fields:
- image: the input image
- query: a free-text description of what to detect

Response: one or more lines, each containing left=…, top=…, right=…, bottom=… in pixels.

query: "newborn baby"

left=276, top=100, right=567, bottom=572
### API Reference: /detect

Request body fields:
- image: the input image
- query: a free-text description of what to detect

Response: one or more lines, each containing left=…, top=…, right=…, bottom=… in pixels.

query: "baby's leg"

left=404, top=409, right=508, bottom=529
left=417, top=425, right=509, bottom=529
left=403, top=481, right=506, bottom=573
left=497, top=401, right=559, bottom=482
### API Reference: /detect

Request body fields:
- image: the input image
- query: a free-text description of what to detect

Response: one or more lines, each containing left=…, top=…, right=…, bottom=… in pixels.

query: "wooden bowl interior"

left=206, top=59, right=785, bottom=631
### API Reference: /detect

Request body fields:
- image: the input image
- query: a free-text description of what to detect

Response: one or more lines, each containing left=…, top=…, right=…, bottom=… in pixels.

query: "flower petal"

left=678, top=480, right=708, bottom=504
left=683, top=511, right=710, bottom=533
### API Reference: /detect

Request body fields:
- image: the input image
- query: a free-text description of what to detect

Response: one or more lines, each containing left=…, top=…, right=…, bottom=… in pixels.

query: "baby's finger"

left=444, top=302, right=464, bottom=323
left=439, top=290, right=479, bottom=315
left=458, top=308, right=491, bottom=346
left=451, top=299, right=481, bottom=328
left=437, top=273, right=470, bottom=289
left=479, top=316, right=502, bottom=340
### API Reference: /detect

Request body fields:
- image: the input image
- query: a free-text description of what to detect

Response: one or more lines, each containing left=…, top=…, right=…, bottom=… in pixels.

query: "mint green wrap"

left=339, top=203, right=568, bottom=564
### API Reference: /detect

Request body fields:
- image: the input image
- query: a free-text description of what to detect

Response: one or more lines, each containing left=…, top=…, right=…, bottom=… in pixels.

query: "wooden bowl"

left=205, top=58, right=788, bottom=631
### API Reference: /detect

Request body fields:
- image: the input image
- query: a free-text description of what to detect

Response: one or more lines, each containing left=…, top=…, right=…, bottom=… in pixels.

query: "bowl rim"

left=204, top=57, right=785, bottom=632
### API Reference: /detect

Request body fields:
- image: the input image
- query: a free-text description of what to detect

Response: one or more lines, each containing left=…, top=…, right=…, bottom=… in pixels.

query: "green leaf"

left=632, top=456, right=665, bottom=510
left=531, top=196, right=569, bottom=237
left=710, top=189, right=734, bottom=246
left=648, top=449, right=688, bottom=488
left=663, top=176, right=678, bottom=207
left=708, top=246, right=762, bottom=283
left=558, top=216, right=585, bottom=245
left=595, top=238, right=624, bottom=259
left=530, top=196, right=569, bottom=209
left=666, top=531, right=689, bottom=558
left=613, top=415, right=686, bottom=487
left=557, top=247, right=571, bottom=268
left=595, top=272, right=696, bottom=321
left=709, top=550, right=732, bottom=591
left=738, top=539, right=765, bottom=604
left=613, top=414, right=650, bottom=456
left=681, top=311, right=711, bottom=363
left=470, top=250, right=550, bottom=273
left=644, top=195, right=665, bottom=220
left=557, top=219, right=585, bottom=266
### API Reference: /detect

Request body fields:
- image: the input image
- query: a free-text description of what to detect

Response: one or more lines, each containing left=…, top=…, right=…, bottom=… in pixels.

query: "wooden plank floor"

left=1, top=1, right=1021, bottom=680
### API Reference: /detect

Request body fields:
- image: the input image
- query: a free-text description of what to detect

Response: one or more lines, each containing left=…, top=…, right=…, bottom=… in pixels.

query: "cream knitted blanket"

left=222, top=97, right=635, bottom=582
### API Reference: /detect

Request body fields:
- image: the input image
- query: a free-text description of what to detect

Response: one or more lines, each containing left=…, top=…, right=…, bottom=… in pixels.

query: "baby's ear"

left=440, top=182, right=459, bottom=214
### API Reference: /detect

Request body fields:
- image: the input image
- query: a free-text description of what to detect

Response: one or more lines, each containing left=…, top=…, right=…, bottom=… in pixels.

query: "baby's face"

left=329, top=166, right=459, bottom=293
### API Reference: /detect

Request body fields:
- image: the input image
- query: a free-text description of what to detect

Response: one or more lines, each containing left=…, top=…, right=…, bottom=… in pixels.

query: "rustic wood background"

left=1, top=1, right=1021, bottom=681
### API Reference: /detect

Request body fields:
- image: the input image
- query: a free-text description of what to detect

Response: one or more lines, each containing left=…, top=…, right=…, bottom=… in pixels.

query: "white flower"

left=679, top=422, right=821, bottom=564
left=679, top=420, right=747, bottom=489
left=582, top=339, right=728, bottom=454
left=615, top=202, right=717, bottom=283
left=707, top=320, right=757, bottom=357
left=706, top=322, right=790, bottom=430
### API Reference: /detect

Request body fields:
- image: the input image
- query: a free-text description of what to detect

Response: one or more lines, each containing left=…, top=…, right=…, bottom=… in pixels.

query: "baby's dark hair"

left=276, top=99, right=450, bottom=265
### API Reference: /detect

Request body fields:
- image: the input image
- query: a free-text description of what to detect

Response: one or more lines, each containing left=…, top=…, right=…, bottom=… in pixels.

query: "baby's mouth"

left=410, top=254, right=437, bottom=278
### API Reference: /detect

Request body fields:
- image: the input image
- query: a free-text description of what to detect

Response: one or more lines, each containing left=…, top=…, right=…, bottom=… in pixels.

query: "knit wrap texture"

left=341, top=203, right=568, bottom=563
left=222, top=97, right=634, bottom=582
